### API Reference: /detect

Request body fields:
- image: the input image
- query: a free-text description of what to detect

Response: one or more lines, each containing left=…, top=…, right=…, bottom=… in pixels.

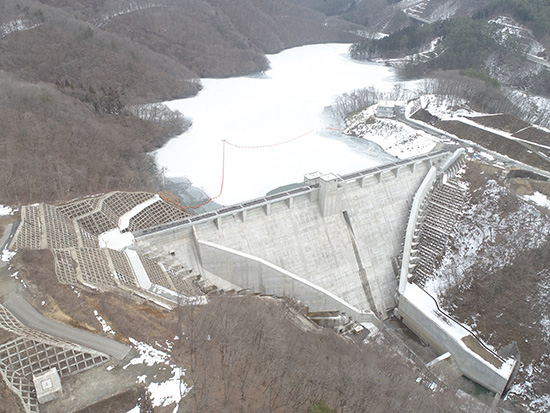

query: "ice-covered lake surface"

left=157, top=43, right=398, bottom=207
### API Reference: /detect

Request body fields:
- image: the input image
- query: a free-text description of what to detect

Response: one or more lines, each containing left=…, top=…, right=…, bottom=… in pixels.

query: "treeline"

left=0, top=1, right=202, bottom=104
left=8, top=0, right=360, bottom=80
left=329, top=70, right=550, bottom=129
left=435, top=166, right=550, bottom=408
left=11, top=249, right=471, bottom=412
left=350, top=21, right=444, bottom=59
left=328, top=84, right=413, bottom=118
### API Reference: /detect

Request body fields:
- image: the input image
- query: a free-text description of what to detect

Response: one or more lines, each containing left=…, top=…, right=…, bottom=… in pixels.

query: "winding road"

left=1, top=224, right=131, bottom=361
left=0, top=221, right=18, bottom=252
left=3, top=294, right=131, bottom=360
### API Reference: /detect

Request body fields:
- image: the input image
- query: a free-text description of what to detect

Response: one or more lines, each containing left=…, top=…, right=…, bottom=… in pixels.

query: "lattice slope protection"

left=9, top=191, right=201, bottom=306
left=0, top=305, right=108, bottom=413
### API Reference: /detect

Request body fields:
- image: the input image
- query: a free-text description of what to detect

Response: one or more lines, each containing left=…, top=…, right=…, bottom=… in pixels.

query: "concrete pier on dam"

left=134, top=150, right=450, bottom=320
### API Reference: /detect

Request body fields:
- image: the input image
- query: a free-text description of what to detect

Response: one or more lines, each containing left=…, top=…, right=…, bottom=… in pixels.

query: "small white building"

left=33, top=367, right=62, bottom=404
left=375, top=101, right=404, bottom=118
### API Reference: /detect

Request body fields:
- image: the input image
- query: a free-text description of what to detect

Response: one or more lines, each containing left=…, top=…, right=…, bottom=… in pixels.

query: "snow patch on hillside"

left=1, top=248, right=16, bottom=262
left=490, top=16, right=545, bottom=55
left=124, top=338, right=189, bottom=411
left=424, top=176, right=550, bottom=411
left=95, top=3, right=164, bottom=27
left=429, top=1, right=458, bottom=21
left=417, top=95, right=486, bottom=119
left=125, top=338, right=170, bottom=368
left=0, top=205, right=15, bottom=216
left=507, top=90, right=550, bottom=129
left=429, top=180, right=550, bottom=298
left=524, top=192, right=550, bottom=209
left=148, top=367, right=188, bottom=409
left=538, top=273, right=550, bottom=341
left=94, top=310, right=115, bottom=335
left=507, top=355, right=550, bottom=412
left=0, top=19, right=40, bottom=38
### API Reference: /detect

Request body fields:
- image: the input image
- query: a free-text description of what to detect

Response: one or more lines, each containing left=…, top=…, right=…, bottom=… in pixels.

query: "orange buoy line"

left=161, top=127, right=343, bottom=211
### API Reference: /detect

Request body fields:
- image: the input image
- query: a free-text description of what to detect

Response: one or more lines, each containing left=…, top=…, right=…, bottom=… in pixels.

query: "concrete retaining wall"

left=398, top=166, right=437, bottom=294
left=398, top=285, right=514, bottom=394
left=396, top=149, right=517, bottom=394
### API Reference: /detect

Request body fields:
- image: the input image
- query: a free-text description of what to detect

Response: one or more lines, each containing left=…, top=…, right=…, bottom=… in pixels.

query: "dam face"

left=135, top=151, right=448, bottom=319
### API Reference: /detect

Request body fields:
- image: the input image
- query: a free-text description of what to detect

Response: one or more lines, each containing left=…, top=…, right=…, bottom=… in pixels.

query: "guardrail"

left=134, top=185, right=318, bottom=238
left=135, top=150, right=450, bottom=239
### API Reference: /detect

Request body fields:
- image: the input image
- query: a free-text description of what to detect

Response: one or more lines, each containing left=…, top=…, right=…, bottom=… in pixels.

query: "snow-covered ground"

left=95, top=3, right=163, bottom=27
left=416, top=94, right=488, bottom=119
left=1, top=247, right=16, bottom=262
left=345, top=104, right=438, bottom=158
left=0, top=205, right=16, bottom=216
left=524, top=192, right=550, bottom=209
left=428, top=180, right=550, bottom=298
left=1, top=207, right=16, bottom=261
left=345, top=111, right=437, bottom=158
left=0, top=19, right=40, bottom=38
left=509, top=355, right=550, bottom=412
left=94, top=310, right=116, bottom=335
left=424, top=174, right=550, bottom=411
left=158, top=43, right=397, bottom=206
left=342, top=94, right=481, bottom=159
left=124, top=338, right=189, bottom=412
left=508, top=90, right=550, bottom=129
left=490, top=16, right=545, bottom=56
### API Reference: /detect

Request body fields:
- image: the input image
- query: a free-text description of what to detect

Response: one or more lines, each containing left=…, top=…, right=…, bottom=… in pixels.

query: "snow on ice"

left=158, top=43, right=397, bottom=205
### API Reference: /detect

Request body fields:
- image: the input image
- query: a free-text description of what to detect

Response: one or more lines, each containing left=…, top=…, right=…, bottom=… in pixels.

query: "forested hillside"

left=350, top=0, right=550, bottom=100
left=475, top=0, right=550, bottom=39
left=0, top=0, right=362, bottom=205
left=4, top=0, right=546, bottom=206
left=351, top=17, right=512, bottom=66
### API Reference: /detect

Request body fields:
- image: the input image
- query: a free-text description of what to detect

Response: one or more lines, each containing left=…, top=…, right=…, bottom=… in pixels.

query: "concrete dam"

left=8, top=147, right=518, bottom=399
left=134, top=148, right=518, bottom=395
left=135, top=151, right=449, bottom=320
